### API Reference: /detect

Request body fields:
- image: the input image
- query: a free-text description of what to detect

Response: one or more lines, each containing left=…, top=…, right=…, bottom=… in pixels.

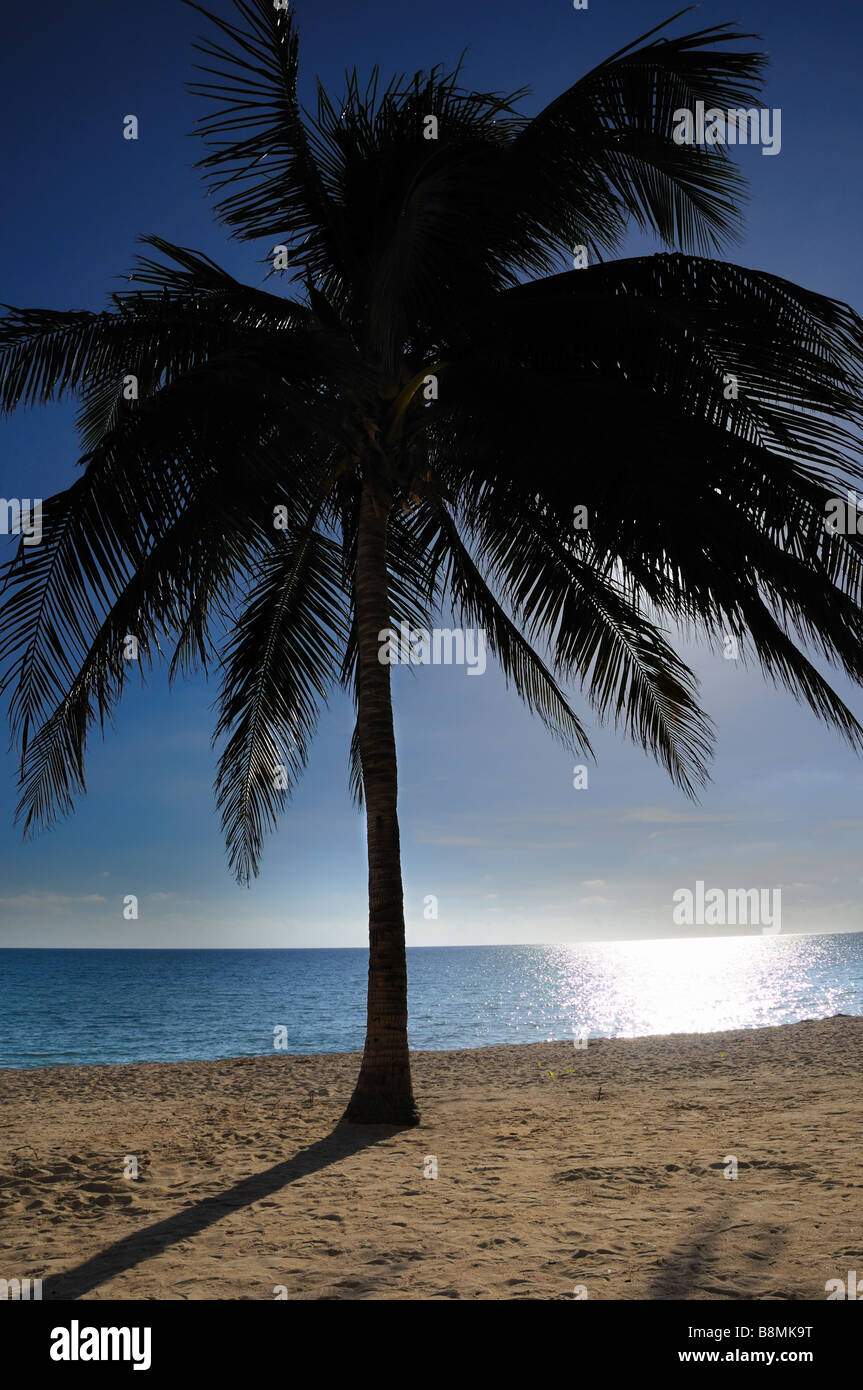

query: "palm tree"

left=3, top=3, right=863, bottom=1125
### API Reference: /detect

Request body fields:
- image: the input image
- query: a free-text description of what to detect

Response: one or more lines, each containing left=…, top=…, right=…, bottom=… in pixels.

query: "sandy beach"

left=1, top=1016, right=861, bottom=1301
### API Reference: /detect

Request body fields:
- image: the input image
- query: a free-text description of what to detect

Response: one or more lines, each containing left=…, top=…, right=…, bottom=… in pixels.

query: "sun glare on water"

left=547, top=934, right=850, bottom=1039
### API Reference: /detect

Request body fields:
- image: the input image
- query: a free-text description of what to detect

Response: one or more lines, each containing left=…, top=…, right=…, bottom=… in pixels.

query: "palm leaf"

left=214, top=530, right=350, bottom=882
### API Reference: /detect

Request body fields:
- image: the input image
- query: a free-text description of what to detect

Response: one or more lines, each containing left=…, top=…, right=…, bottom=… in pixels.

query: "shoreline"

left=2, top=1016, right=861, bottom=1299
left=4, top=1011, right=861, bottom=1077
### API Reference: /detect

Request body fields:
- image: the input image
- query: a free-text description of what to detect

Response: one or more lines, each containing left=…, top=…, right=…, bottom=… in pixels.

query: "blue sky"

left=2, top=0, right=863, bottom=947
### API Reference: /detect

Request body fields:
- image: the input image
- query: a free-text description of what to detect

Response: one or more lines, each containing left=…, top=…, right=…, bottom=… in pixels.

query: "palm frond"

left=505, top=11, right=765, bottom=261
left=420, top=493, right=594, bottom=756
left=185, top=0, right=340, bottom=268
left=463, top=496, right=714, bottom=793
left=214, top=530, right=350, bottom=882
left=348, top=718, right=364, bottom=809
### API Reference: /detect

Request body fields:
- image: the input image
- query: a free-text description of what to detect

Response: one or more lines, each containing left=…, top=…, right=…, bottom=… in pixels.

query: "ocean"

left=1, top=934, right=862, bottom=1070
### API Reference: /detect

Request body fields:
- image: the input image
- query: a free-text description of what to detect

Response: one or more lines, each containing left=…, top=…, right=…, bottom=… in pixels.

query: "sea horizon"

left=5, top=928, right=863, bottom=949
left=4, top=933, right=863, bottom=1071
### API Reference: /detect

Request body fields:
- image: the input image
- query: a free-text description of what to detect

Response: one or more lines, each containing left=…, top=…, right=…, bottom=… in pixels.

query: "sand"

left=1, top=1016, right=861, bottom=1300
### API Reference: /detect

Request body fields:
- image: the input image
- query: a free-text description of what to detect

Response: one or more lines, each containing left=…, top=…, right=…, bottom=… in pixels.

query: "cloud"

left=616, top=807, right=737, bottom=826
left=416, top=831, right=582, bottom=850
left=0, top=892, right=108, bottom=909
left=416, top=834, right=500, bottom=847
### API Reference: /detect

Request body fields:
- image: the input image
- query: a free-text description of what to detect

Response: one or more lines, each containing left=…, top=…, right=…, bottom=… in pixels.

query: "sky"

left=1, top=0, right=863, bottom=948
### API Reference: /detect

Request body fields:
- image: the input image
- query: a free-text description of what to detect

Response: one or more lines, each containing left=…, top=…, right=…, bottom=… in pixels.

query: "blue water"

left=1, top=936, right=862, bottom=1069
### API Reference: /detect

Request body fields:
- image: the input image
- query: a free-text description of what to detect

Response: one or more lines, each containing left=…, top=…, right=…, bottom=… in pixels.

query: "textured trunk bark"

left=342, top=477, right=419, bottom=1125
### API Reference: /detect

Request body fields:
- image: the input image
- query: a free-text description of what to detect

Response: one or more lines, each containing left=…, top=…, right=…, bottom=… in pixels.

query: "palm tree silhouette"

left=3, top=3, right=863, bottom=1123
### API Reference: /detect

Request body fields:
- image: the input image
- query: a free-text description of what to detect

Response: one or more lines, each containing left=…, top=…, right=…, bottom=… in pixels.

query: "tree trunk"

left=342, top=477, right=419, bottom=1125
